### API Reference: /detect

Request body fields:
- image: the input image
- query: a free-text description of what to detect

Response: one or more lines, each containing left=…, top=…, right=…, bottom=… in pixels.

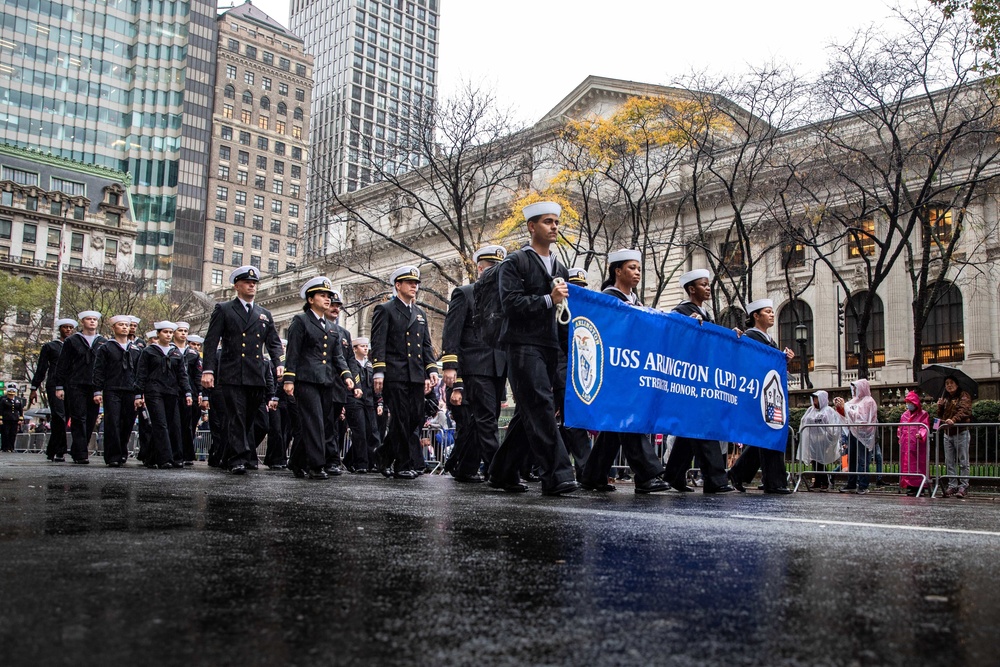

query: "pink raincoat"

left=897, top=391, right=930, bottom=489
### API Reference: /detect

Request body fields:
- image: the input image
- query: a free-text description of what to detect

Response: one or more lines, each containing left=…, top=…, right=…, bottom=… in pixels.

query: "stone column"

left=880, top=265, right=913, bottom=384
left=961, top=271, right=995, bottom=379
left=811, top=261, right=837, bottom=388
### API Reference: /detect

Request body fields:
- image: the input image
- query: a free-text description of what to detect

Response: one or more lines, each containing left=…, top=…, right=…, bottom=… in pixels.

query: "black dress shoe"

left=635, top=478, right=669, bottom=494
left=106, top=461, right=121, bottom=468
left=580, top=481, right=616, bottom=492
left=394, top=469, right=419, bottom=480
left=289, top=466, right=306, bottom=479
left=380, top=467, right=393, bottom=478
left=230, top=464, right=247, bottom=475
left=72, top=459, right=90, bottom=464
left=452, top=473, right=484, bottom=483
left=307, top=469, right=328, bottom=480
left=245, top=463, right=259, bottom=471
left=727, top=473, right=746, bottom=493
left=541, top=481, right=580, bottom=496
left=324, top=465, right=344, bottom=476
left=53, top=456, right=66, bottom=462
left=352, top=467, right=368, bottom=474
left=266, top=464, right=285, bottom=470
left=183, top=461, right=195, bottom=467
left=488, top=479, right=529, bottom=493
left=764, top=488, right=793, bottom=495
left=704, top=485, right=736, bottom=494
left=670, top=482, right=696, bottom=492
left=525, top=472, right=541, bottom=483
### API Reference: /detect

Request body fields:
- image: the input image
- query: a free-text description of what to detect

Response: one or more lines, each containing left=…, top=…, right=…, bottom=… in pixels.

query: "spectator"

left=898, top=391, right=930, bottom=496
left=937, top=376, right=973, bottom=498
left=797, top=390, right=842, bottom=490
left=834, top=379, right=878, bottom=494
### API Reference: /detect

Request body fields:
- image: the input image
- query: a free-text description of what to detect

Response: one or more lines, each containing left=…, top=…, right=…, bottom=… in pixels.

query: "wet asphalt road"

left=2, top=453, right=1000, bottom=667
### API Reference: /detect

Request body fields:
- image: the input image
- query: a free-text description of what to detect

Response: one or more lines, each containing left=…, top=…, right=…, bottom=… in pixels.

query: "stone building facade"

left=203, top=2, right=313, bottom=292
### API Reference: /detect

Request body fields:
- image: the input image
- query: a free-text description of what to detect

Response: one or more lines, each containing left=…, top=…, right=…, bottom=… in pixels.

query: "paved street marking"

left=731, top=514, right=1000, bottom=537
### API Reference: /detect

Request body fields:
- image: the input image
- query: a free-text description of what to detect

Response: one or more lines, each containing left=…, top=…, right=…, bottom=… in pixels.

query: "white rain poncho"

left=843, top=379, right=878, bottom=450
left=797, top=390, right=843, bottom=464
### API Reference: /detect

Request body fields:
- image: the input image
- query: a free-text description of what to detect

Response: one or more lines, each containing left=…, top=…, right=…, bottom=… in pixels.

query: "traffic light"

left=837, top=302, right=845, bottom=335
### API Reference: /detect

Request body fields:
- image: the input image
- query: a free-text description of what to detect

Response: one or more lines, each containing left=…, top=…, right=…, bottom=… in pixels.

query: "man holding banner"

left=488, top=201, right=579, bottom=497
left=564, top=267, right=790, bottom=493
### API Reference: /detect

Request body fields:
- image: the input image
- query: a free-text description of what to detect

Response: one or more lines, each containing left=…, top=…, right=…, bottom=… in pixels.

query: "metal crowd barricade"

left=421, top=425, right=449, bottom=473
left=930, top=422, right=1000, bottom=498
left=793, top=422, right=931, bottom=497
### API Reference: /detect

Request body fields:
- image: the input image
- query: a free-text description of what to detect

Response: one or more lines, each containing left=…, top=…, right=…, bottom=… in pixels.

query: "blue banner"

left=564, top=284, right=789, bottom=452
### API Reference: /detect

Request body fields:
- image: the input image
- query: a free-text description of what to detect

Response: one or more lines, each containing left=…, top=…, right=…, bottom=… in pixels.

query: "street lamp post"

left=794, top=323, right=810, bottom=390
left=853, top=339, right=861, bottom=377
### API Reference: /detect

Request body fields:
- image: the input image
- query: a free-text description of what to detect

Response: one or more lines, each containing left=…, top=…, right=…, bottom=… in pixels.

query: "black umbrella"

left=918, top=364, right=979, bottom=400
left=24, top=408, right=51, bottom=417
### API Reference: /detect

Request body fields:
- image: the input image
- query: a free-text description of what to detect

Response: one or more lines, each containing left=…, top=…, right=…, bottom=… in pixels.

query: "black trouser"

left=324, top=401, right=347, bottom=468
left=663, top=437, right=729, bottom=490
left=344, top=401, right=372, bottom=471
left=145, top=392, right=180, bottom=466
left=216, top=384, right=265, bottom=468
left=561, top=427, right=591, bottom=479
left=208, top=388, right=227, bottom=466
left=44, top=387, right=67, bottom=458
left=279, top=400, right=298, bottom=459
left=378, top=381, right=425, bottom=473
left=263, top=403, right=286, bottom=467
left=288, top=382, right=334, bottom=472
left=811, top=461, right=831, bottom=488
left=444, top=390, right=470, bottom=474
left=0, top=422, right=18, bottom=451
left=179, top=399, right=196, bottom=462
left=65, top=384, right=99, bottom=462
left=729, top=445, right=788, bottom=490
left=362, top=404, right=380, bottom=465
left=452, top=374, right=504, bottom=477
left=582, top=431, right=663, bottom=486
left=102, top=390, right=136, bottom=465
left=490, top=345, right=575, bottom=492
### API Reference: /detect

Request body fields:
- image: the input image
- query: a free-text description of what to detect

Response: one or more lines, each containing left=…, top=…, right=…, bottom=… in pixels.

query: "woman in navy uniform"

left=93, top=315, right=140, bottom=466
left=283, top=277, right=356, bottom=480
left=134, top=321, right=192, bottom=468
left=661, top=270, right=735, bottom=493
left=371, top=266, right=439, bottom=480
left=324, top=290, right=363, bottom=474
left=29, top=318, right=76, bottom=461
left=580, top=250, right=669, bottom=494
left=201, top=266, right=284, bottom=474
left=54, top=311, right=107, bottom=464
left=172, top=322, right=202, bottom=465
left=0, top=384, right=24, bottom=452
left=727, top=299, right=795, bottom=493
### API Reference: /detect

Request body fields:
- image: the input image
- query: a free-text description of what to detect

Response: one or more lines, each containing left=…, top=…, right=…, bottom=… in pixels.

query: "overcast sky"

left=243, top=0, right=911, bottom=123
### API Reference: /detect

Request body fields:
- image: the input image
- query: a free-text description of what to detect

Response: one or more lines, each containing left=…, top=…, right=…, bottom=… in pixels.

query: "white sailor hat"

left=522, top=201, right=561, bottom=220
left=6, top=383, right=17, bottom=391
left=679, top=269, right=711, bottom=289
left=55, top=318, right=78, bottom=328
left=145, top=331, right=157, bottom=339
left=745, top=298, right=774, bottom=314
left=174, top=321, right=190, bottom=330
left=353, top=336, right=370, bottom=346
left=473, top=245, right=507, bottom=264
left=77, top=310, right=101, bottom=320
left=187, top=335, right=204, bottom=344
left=390, top=266, right=421, bottom=283
left=128, top=316, right=141, bottom=324
left=608, top=249, right=642, bottom=265
left=300, top=276, right=335, bottom=299
left=153, top=320, right=177, bottom=331
left=108, top=315, right=131, bottom=325
left=230, top=265, right=261, bottom=284
left=567, top=267, right=589, bottom=285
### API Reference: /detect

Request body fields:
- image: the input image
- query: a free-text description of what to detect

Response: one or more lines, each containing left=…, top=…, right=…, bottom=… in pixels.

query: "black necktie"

left=245, top=302, right=252, bottom=315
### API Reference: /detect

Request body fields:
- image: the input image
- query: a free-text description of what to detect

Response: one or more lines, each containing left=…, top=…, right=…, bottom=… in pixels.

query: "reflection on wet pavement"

left=1, top=454, right=998, bottom=666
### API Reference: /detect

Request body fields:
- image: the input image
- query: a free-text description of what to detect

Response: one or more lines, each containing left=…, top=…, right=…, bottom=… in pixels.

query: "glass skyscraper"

left=289, top=0, right=439, bottom=256
left=0, top=0, right=217, bottom=294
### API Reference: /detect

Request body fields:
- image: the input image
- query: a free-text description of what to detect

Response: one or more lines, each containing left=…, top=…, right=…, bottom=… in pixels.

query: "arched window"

left=778, top=300, right=814, bottom=373
left=242, top=90, right=253, bottom=105
left=260, top=96, right=270, bottom=110
left=277, top=101, right=287, bottom=116
left=293, top=107, right=304, bottom=121
left=845, top=291, right=885, bottom=369
left=224, top=84, right=235, bottom=99
left=921, top=281, right=964, bottom=364
left=718, top=306, right=745, bottom=330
